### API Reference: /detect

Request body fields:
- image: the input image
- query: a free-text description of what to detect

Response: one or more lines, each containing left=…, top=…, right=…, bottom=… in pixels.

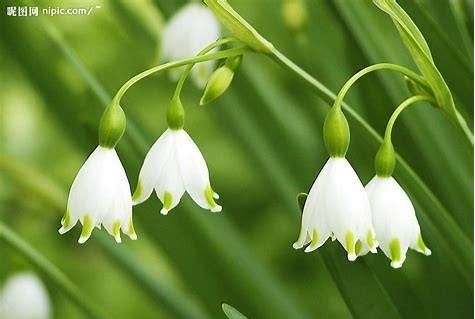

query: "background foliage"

left=0, top=0, right=473, bottom=318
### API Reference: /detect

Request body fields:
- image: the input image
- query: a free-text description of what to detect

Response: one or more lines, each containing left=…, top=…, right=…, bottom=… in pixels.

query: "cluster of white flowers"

left=60, top=127, right=220, bottom=243
left=0, top=273, right=51, bottom=319
left=59, top=3, right=223, bottom=244
left=293, top=157, right=431, bottom=268
left=58, top=1, right=431, bottom=270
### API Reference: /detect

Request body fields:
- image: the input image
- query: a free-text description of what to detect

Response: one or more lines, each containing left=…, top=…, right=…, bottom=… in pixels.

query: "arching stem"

left=384, top=95, right=436, bottom=142
left=111, top=44, right=249, bottom=106
left=331, top=63, right=430, bottom=112
left=173, top=37, right=242, bottom=99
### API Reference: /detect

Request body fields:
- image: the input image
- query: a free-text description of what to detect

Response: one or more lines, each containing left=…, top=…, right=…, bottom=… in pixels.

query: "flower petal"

left=320, top=158, right=370, bottom=259
left=154, top=144, right=186, bottom=215
left=133, top=130, right=174, bottom=205
left=175, top=129, right=221, bottom=211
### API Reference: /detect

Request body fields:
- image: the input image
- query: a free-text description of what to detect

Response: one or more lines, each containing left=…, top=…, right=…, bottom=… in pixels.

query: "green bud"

left=374, top=140, right=396, bottom=177
left=167, top=96, right=185, bottom=130
left=98, top=103, right=126, bottom=148
left=200, top=66, right=234, bottom=105
left=282, top=0, right=307, bottom=32
left=323, top=108, right=350, bottom=157
left=200, top=56, right=242, bottom=105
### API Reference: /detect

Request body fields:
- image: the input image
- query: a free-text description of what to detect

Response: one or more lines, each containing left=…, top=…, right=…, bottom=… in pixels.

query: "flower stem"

left=173, top=37, right=242, bottom=99
left=384, top=95, right=435, bottom=142
left=269, top=47, right=473, bottom=143
left=331, top=64, right=430, bottom=112
left=112, top=45, right=249, bottom=105
left=0, top=220, right=108, bottom=319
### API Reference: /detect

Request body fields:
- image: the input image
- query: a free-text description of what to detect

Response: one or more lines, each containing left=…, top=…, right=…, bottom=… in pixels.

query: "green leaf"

left=373, top=0, right=462, bottom=123
left=203, top=0, right=273, bottom=53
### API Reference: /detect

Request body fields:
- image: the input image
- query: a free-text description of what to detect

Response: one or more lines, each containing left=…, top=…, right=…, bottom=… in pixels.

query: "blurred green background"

left=0, top=0, right=473, bottom=318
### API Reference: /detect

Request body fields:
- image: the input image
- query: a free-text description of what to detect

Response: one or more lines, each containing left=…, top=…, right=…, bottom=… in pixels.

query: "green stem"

left=384, top=95, right=435, bottom=142
left=112, top=46, right=249, bottom=105
left=331, top=63, right=430, bottom=111
left=269, top=48, right=430, bottom=107
left=270, top=47, right=473, bottom=143
left=173, top=37, right=242, bottom=99
left=0, top=221, right=108, bottom=319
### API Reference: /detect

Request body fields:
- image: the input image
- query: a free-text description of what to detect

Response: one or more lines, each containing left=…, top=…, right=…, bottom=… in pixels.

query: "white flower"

left=366, top=176, right=431, bottom=268
left=293, top=158, right=378, bottom=261
left=0, top=273, right=51, bottom=319
left=59, top=146, right=136, bottom=244
left=161, top=3, right=221, bottom=88
left=133, top=128, right=221, bottom=214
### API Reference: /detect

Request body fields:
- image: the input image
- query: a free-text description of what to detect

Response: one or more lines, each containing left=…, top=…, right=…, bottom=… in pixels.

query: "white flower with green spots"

left=366, top=176, right=431, bottom=268
left=161, top=3, right=221, bottom=88
left=0, top=273, right=51, bottom=319
left=59, top=146, right=136, bottom=244
left=293, top=158, right=378, bottom=261
left=133, top=128, right=221, bottom=214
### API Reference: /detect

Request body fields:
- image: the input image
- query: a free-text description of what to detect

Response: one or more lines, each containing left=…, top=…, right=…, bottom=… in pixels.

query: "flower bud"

left=374, top=140, right=396, bottom=177
left=98, top=103, right=126, bottom=148
left=323, top=108, right=350, bottom=157
left=282, top=0, right=307, bottom=32
left=200, top=56, right=242, bottom=105
left=167, top=96, right=185, bottom=130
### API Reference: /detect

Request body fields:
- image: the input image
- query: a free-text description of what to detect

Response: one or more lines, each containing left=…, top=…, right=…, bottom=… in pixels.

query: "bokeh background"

left=0, top=0, right=473, bottom=318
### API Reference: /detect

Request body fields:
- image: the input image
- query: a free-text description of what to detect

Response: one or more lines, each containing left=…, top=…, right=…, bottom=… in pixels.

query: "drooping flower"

left=293, top=158, right=378, bottom=260
left=366, top=176, right=431, bottom=268
left=0, top=273, right=51, bottom=319
left=161, top=3, right=221, bottom=88
left=133, top=128, right=221, bottom=214
left=59, top=146, right=136, bottom=243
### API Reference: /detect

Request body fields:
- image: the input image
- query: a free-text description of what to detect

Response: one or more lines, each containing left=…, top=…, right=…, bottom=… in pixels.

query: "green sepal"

left=222, top=304, right=248, bottom=319
left=98, top=103, right=126, bottom=148
left=203, top=0, right=273, bottom=53
left=374, top=140, right=396, bottom=177
left=167, top=96, right=185, bottom=130
left=323, top=108, right=350, bottom=158
left=373, top=0, right=458, bottom=120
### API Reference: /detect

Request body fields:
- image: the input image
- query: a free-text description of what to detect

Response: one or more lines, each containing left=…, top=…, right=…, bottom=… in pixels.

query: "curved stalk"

left=331, top=64, right=431, bottom=111
left=112, top=46, right=249, bottom=105
left=173, top=37, right=242, bottom=98
left=0, top=221, right=108, bottom=319
left=384, top=95, right=436, bottom=142
left=270, top=47, right=473, bottom=144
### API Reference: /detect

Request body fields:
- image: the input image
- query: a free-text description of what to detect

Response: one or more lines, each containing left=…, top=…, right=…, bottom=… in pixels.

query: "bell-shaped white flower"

left=0, top=273, right=51, bottom=319
left=366, top=176, right=431, bottom=268
left=133, top=128, right=221, bottom=214
left=161, top=3, right=221, bottom=88
left=59, top=146, right=136, bottom=244
left=293, top=158, right=378, bottom=261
